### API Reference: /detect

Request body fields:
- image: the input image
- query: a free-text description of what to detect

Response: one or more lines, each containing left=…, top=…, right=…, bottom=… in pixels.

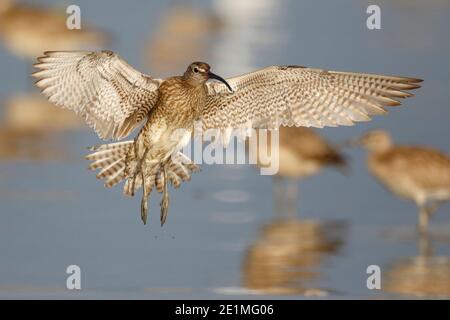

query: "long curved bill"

left=208, top=72, right=233, bottom=92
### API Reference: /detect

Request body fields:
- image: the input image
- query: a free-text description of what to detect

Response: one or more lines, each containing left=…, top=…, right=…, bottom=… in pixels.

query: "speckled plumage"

left=33, top=50, right=422, bottom=226
left=203, top=66, right=422, bottom=131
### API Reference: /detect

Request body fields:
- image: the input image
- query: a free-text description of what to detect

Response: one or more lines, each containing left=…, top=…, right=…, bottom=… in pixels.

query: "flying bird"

left=33, top=50, right=422, bottom=226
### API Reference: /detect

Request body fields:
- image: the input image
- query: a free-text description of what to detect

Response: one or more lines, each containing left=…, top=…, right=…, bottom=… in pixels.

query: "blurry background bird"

left=384, top=233, right=450, bottom=298
left=144, top=5, right=221, bottom=76
left=0, top=93, right=82, bottom=161
left=0, top=0, right=107, bottom=60
left=251, top=127, right=346, bottom=216
left=350, top=130, right=450, bottom=233
left=0, top=0, right=106, bottom=160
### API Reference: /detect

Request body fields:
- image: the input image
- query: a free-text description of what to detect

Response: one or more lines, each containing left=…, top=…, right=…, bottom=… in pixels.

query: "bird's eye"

left=193, top=67, right=199, bottom=73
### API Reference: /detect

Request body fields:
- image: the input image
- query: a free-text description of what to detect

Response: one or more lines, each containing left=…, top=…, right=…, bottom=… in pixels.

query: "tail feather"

left=155, top=171, right=165, bottom=193
left=96, top=156, right=125, bottom=179
left=88, top=140, right=134, bottom=152
left=124, top=174, right=143, bottom=195
left=85, top=140, right=199, bottom=195
left=86, top=140, right=134, bottom=188
left=88, top=157, right=117, bottom=171
left=168, top=171, right=182, bottom=188
left=122, top=153, right=199, bottom=196
left=143, top=175, right=155, bottom=193
left=86, top=141, right=134, bottom=160
left=105, top=166, right=126, bottom=188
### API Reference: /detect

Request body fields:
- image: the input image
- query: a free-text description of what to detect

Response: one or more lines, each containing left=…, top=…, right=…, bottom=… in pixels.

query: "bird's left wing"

left=202, top=66, right=422, bottom=133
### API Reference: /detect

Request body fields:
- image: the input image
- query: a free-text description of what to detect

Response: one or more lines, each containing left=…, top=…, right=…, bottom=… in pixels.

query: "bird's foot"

left=130, top=138, right=140, bottom=197
left=140, top=170, right=149, bottom=225
left=130, top=146, right=149, bottom=197
left=160, top=168, right=169, bottom=226
left=160, top=193, right=169, bottom=227
left=130, top=176, right=137, bottom=197
left=141, top=193, right=149, bottom=225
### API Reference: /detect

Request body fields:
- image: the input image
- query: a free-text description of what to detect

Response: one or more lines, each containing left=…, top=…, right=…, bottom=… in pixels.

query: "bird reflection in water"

left=242, top=218, right=347, bottom=296
left=241, top=128, right=348, bottom=295
left=384, top=234, right=450, bottom=298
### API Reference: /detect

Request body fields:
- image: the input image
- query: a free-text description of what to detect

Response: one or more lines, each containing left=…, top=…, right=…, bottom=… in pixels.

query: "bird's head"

left=184, top=62, right=233, bottom=92
left=346, top=129, right=393, bottom=153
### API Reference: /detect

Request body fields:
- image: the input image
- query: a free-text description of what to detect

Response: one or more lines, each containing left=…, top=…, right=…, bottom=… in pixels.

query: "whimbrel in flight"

left=33, top=50, right=422, bottom=226
left=351, top=130, right=450, bottom=233
left=254, top=127, right=346, bottom=215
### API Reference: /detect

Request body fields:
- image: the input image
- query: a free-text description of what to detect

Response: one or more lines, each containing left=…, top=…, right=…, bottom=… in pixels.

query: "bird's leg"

left=417, top=232, right=433, bottom=258
left=160, top=166, right=169, bottom=226
left=131, top=142, right=149, bottom=197
left=273, top=175, right=285, bottom=218
left=130, top=137, right=140, bottom=196
left=140, top=168, right=149, bottom=225
left=418, top=205, right=430, bottom=234
left=417, top=200, right=445, bottom=234
left=428, top=200, right=445, bottom=217
left=286, top=178, right=298, bottom=219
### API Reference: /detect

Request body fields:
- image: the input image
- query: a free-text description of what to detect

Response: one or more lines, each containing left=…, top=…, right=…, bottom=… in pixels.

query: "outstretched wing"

left=33, top=50, right=163, bottom=140
left=202, top=65, right=422, bottom=132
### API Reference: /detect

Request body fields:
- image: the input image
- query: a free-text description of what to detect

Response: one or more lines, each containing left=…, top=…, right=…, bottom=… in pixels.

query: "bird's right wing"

left=33, top=51, right=163, bottom=140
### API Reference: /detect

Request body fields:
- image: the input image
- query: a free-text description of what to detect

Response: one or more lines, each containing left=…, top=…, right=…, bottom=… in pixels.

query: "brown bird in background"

left=144, top=5, right=221, bottom=74
left=352, top=130, right=450, bottom=233
left=33, top=50, right=421, bottom=226
left=0, top=93, right=83, bottom=161
left=254, top=127, right=346, bottom=216
left=0, top=0, right=106, bottom=59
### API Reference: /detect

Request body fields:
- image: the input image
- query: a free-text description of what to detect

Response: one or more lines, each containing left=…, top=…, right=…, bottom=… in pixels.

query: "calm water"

left=0, top=0, right=449, bottom=299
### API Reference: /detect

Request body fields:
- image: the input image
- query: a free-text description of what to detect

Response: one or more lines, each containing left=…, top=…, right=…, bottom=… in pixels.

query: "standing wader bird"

left=254, top=127, right=346, bottom=216
left=350, top=130, right=450, bottom=233
left=33, top=50, right=422, bottom=226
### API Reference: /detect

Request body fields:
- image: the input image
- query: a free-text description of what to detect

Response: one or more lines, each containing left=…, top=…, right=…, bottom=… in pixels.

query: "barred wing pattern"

left=202, top=66, right=422, bottom=131
left=33, top=51, right=162, bottom=140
